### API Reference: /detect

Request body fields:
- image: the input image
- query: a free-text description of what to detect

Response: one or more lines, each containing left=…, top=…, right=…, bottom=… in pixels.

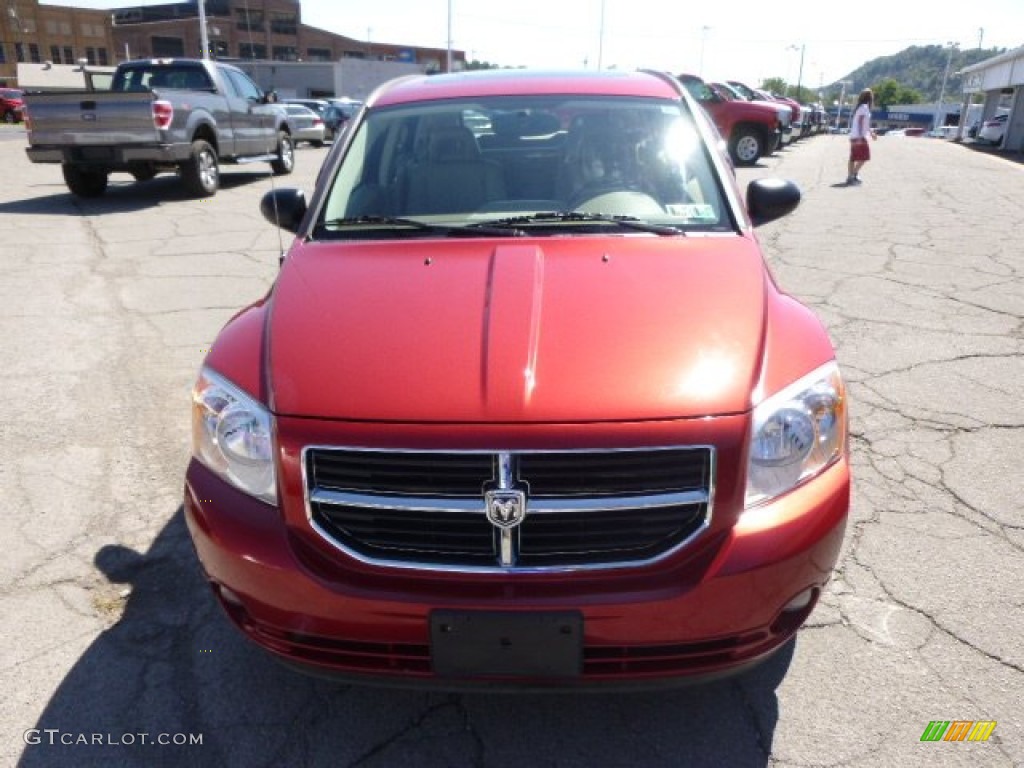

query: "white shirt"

left=849, top=104, right=871, bottom=140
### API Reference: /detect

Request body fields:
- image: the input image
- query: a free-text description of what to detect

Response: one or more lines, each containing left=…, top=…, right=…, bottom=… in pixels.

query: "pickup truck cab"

left=676, top=73, right=781, bottom=165
left=24, top=58, right=294, bottom=198
left=186, top=68, right=849, bottom=689
left=714, top=80, right=794, bottom=146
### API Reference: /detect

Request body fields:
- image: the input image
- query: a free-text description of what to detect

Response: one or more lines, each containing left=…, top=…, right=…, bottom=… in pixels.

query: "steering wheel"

left=568, top=186, right=664, bottom=215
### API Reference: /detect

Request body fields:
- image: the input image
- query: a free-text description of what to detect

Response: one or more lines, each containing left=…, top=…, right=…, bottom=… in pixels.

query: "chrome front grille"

left=305, top=447, right=714, bottom=571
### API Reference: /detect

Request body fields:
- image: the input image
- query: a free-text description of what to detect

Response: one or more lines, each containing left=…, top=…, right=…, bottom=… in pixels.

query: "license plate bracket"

left=430, top=610, right=583, bottom=678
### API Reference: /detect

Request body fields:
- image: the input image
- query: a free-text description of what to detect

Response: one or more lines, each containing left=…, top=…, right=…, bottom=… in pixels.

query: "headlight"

left=745, top=362, right=846, bottom=507
left=191, top=368, right=277, bottom=505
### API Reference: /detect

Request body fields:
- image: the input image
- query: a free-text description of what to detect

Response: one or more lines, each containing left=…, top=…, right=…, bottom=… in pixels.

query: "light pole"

left=446, top=0, right=453, bottom=72
left=597, top=0, right=606, bottom=70
left=834, top=80, right=850, bottom=131
left=699, top=26, right=710, bottom=76
left=786, top=44, right=805, bottom=101
left=934, top=41, right=957, bottom=132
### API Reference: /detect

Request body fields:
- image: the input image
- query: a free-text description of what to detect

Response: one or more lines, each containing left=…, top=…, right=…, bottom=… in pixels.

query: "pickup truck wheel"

left=729, top=128, right=763, bottom=166
left=62, top=165, right=109, bottom=198
left=181, top=139, right=219, bottom=197
left=270, top=132, right=295, bottom=175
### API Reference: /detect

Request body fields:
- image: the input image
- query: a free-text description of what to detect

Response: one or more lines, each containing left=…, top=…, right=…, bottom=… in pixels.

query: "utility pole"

left=198, top=0, right=210, bottom=60
left=934, top=41, right=957, bottom=131
left=835, top=80, right=850, bottom=130
left=796, top=44, right=805, bottom=103
left=597, top=0, right=606, bottom=70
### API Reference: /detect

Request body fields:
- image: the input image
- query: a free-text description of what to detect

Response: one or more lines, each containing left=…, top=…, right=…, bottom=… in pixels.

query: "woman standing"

left=847, top=89, right=877, bottom=185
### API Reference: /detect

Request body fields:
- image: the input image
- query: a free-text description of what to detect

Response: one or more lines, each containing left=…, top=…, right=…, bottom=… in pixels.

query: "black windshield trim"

left=466, top=211, right=686, bottom=236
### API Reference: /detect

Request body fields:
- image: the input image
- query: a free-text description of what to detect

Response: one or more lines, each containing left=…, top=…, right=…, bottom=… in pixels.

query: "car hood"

left=268, top=236, right=769, bottom=422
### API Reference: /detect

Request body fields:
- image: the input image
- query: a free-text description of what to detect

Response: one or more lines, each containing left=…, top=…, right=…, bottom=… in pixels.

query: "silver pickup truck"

left=24, top=58, right=294, bottom=198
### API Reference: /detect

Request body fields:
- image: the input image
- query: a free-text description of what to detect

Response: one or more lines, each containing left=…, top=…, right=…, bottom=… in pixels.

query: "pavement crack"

left=345, top=699, right=458, bottom=768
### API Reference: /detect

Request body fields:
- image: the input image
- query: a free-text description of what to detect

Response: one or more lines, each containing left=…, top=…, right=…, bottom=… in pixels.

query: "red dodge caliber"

left=185, top=69, right=849, bottom=689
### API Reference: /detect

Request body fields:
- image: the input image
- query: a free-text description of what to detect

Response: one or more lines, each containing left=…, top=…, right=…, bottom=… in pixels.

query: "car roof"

left=368, top=69, right=683, bottom=108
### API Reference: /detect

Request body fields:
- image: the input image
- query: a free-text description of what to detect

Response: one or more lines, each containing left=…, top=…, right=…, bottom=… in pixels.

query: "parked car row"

left=675, top=73, right=828, bottom=166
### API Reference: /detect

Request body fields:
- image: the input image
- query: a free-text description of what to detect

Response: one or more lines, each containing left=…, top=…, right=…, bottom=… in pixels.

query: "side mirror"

left=747, top=178, right=800, bottom=226
left=260, top=188, right=307, bottom=233
left=263, top=91, right=278, bottom=104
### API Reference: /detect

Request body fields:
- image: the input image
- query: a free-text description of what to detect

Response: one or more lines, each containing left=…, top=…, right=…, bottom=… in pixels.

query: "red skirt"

left=850, top=138, right=871, bottom=162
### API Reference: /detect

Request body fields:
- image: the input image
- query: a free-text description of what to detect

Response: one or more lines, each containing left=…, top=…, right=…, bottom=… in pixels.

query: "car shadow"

left=1, top=169, right=279, bottom=215
left=19, top=506, right=792, bottom=768
left=957, top=138, right=1024, bottom=165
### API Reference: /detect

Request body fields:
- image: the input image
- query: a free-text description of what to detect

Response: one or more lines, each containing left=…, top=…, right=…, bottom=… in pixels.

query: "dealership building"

left=956, top=45, right=1024, bottom=148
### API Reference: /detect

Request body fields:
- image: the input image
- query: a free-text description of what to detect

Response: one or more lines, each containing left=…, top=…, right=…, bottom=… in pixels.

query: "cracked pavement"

left=1, top=126, right=1021, bottom=767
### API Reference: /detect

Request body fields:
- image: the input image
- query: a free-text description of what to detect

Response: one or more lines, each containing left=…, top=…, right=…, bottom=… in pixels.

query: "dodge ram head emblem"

left=485, top=489, right=527, bottom=528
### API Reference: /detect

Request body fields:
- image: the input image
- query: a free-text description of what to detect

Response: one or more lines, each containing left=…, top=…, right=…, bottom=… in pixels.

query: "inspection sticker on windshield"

left=665, top=203, right=716, bottom=220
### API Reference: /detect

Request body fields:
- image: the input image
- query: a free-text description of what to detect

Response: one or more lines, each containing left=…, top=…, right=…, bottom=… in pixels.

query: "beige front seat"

left=400, top=126, right=506, bottom=215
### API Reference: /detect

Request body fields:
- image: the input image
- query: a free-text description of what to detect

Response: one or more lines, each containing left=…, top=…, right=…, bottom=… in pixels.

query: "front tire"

left=270, top=131, right=295, bottom=175
left=181, top=139, right=219, bottom=198
left=62, top=164, right=109, bottom=197
left=729, top=127, right=764, bottom=166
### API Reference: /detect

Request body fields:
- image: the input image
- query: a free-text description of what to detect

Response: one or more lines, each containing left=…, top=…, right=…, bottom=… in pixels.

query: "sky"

left=52, top=0, right=1023, bottom=90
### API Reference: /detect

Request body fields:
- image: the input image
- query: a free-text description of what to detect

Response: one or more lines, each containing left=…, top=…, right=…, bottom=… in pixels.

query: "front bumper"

left=185, top=455, right=848, bottom=689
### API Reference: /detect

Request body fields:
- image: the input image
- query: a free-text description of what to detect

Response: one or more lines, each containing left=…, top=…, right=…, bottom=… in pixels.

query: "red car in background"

left=0, top=88, right=25, bottom=123
left=728, top=80, right=805, bottom=141
left=185, top=68, right=850, bottom=689
left=676, top=73, right=781, bottom=165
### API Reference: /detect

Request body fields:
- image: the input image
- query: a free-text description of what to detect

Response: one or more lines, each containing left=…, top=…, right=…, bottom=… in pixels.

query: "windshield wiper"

left=318, top=215, right=525, bottom=237
left=467, top=211, right=686, bottom=236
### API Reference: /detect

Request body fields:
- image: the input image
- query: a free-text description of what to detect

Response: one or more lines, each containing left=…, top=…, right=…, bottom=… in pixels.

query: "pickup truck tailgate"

left=26, top=90, right=160, bottom=146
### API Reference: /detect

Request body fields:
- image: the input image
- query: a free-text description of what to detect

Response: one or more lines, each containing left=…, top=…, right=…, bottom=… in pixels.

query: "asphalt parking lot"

left=1, top=125, right=1022, bottom=768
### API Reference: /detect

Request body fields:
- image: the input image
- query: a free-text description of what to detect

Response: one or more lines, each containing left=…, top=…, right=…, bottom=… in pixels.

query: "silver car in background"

left=274, top=103, right=326, bottom=147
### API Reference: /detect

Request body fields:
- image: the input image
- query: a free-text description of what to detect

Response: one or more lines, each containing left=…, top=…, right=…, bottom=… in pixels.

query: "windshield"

left=319, top=94, right=731, bottom=237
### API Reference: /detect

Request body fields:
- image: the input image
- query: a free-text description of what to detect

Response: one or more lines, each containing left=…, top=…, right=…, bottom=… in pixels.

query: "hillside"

left=830, top=45, right=1012, bottom=102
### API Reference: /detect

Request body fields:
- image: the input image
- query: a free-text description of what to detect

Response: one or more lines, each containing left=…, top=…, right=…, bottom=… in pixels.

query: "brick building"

left=2, top=0, right=464, bottom=87
left=1, top=0, right=115, bottom=85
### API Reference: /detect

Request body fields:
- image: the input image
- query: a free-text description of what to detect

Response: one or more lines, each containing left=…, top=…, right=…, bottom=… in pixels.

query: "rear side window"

left=112, top=65, right=212, bottom=92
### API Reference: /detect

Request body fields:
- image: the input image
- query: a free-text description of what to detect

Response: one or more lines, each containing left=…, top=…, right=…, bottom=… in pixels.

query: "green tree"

left=895, top=85, right=923, bottom=104
left=760, top=77, right=787, bottom=96
left=871, top=78, right=902, bottom=108
left=869, top=78, right=924, bottom=108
